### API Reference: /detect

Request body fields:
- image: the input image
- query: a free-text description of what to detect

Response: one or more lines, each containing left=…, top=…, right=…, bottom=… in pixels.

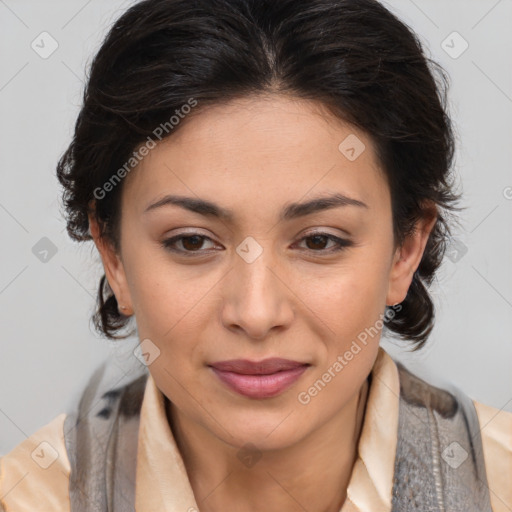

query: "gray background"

left=1, top=0, right=511, bottom=455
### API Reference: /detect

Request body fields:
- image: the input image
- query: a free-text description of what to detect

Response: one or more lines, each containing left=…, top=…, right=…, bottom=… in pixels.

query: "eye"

left=161, top=231, right=353, bottom=257
left=161, top=233, right=218, bottom=254
left=295, top=231, right=353, bottom=253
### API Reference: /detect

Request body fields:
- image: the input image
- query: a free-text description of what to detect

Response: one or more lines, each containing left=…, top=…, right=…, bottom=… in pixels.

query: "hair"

left=56, top=0, right=461, bottom=349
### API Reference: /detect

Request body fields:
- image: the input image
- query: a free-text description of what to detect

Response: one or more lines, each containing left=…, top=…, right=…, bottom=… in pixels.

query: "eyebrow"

left=143, top=192, right=368, bottom=221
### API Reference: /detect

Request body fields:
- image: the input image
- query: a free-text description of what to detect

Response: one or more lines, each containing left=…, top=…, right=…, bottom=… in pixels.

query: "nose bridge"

left=234, top=235, right=279, bottom=300
left=222, top=235, right=293, bottom=336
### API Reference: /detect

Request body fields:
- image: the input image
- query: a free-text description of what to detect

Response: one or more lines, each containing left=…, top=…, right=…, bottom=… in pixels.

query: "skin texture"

left=89, top=94, right=436, bottom=511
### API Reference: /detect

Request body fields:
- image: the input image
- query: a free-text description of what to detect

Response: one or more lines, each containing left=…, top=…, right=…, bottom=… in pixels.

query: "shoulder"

left=0, top=358, right=149, bottom=512
left=0, top=413, right=70, bottom=511
left=392, top=360, right=509, bottom=510
left=473, top=400, right=512, bottom=512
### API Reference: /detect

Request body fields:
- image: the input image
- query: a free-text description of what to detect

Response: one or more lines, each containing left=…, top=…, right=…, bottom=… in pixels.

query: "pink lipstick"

left=209, top=358, right=309, bottom=399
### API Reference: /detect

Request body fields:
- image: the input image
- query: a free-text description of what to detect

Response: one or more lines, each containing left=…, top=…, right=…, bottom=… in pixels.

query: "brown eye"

left=297, top=232, right=353, bottom=253
left=180, top=235, right=206, bottom=251
left=161, top=233, right=217, bottom=254
left=305, top=234, right=330, bottom=250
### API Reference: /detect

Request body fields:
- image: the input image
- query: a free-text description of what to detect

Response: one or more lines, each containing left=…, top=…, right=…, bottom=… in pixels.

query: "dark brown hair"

left=57, top=0, right=460, bottom=349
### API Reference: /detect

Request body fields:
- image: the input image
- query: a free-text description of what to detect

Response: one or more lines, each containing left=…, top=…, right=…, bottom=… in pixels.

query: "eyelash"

left=160, top=231, right=354, bottom=256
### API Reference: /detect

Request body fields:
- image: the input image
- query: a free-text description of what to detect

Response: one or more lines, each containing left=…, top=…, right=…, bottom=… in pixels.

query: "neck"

left=166, top=377, right=370, bottom=512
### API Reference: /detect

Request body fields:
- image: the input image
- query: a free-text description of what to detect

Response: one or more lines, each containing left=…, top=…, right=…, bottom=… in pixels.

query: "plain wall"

left=1, top=0, right=511, bottom=455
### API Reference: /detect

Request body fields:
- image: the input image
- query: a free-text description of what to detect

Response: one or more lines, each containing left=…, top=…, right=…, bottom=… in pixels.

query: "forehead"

left=121, top=94, right=388, bottom=219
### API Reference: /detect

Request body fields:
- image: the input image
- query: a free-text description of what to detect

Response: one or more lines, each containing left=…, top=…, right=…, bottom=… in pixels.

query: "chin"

left=217, top=412, right=306, bottom=452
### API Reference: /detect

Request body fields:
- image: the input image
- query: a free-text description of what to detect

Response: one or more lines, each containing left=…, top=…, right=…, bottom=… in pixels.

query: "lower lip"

left=210, top=365, right=309, bottom=399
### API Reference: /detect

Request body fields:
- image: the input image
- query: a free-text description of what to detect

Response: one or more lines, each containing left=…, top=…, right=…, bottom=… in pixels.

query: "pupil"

left=183, top=235, right=202, bottom=250
left=308, top=235, right=327, bottom=250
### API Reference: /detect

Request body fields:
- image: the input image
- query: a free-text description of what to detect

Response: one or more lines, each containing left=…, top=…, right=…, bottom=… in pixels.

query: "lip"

left=209, top=358, right=310, bottom=399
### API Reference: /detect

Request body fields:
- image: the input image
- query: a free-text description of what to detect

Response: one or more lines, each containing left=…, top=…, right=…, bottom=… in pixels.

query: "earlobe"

left=88, top=212, right=134, bottom=315
left=386, top=205, right=437, bottom=306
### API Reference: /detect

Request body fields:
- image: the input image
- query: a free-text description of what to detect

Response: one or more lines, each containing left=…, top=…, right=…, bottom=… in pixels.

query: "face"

left=90, top=94, right=435, bottom=451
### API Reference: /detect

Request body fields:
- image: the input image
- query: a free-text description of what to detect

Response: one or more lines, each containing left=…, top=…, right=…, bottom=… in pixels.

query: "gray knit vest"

left=63, top=358, right=492, bottom=511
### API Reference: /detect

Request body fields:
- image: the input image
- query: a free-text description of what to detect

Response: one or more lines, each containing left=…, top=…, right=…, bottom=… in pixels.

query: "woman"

left=1, top=0, right=510, bottom=510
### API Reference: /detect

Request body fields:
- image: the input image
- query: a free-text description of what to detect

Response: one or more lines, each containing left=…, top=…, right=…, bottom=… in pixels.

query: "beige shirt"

left=1, top=347, right=511, bottom=511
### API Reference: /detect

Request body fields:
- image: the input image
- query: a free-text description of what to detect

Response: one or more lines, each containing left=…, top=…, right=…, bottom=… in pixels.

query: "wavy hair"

left=57, top=0, right=461, bottom=349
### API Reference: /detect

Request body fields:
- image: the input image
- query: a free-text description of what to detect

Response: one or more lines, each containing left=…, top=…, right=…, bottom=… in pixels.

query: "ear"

left=386, top=202, right=437, bottom=306
left=88, top=211, right=134, bottom=316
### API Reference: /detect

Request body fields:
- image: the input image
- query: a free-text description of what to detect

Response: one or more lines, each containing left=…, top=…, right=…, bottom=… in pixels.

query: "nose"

left=220, top=243, right=294, bottom=341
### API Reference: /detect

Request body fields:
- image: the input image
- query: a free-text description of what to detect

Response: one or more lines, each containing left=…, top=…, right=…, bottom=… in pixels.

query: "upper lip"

left=209, top=358, right=309, bottom=375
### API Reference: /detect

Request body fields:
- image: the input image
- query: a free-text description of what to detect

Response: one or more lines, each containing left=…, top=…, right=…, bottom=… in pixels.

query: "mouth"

left=208, top=358, right=310, bottom=399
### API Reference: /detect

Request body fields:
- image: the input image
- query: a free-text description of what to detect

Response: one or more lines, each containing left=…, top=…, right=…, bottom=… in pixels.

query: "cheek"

left=123, top=242, right=211, bottom=333
left=308, top=253, right=392, bottom=360
left=125, top=258, right=225, bottom=390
